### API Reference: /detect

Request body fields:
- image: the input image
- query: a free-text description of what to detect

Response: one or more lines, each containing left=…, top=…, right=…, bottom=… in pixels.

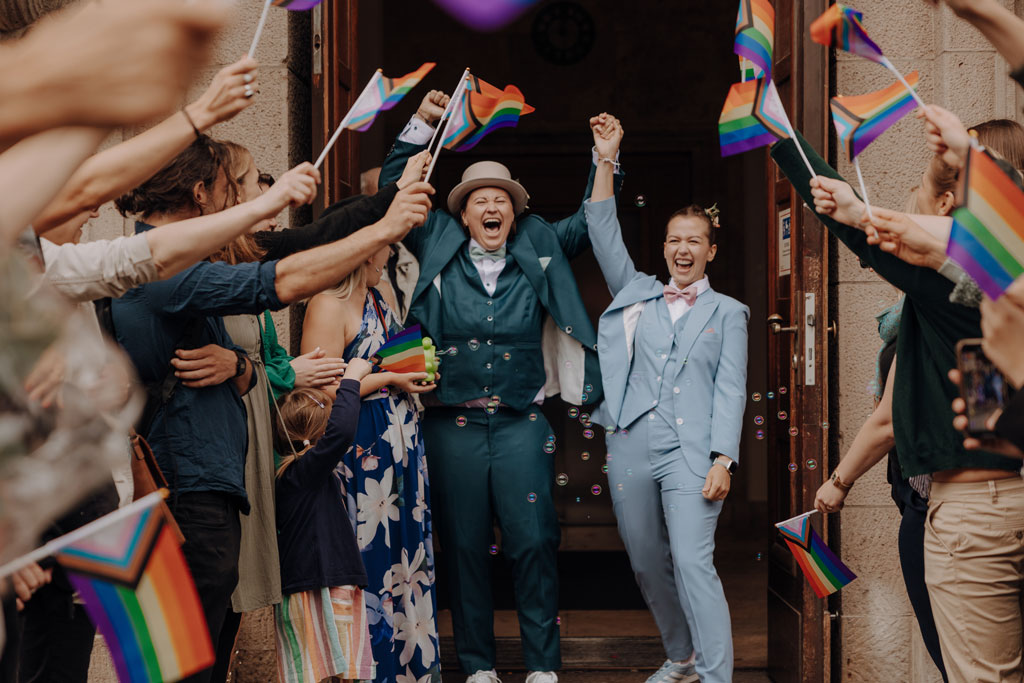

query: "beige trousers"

left=925, top=477, right=1024, bottom=683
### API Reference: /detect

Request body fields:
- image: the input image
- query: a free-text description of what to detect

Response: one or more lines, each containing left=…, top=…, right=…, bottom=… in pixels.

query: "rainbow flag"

left=441, top=75, right=535, bottom=152
left=734, top=0, right=775, bottom=80
left=946, top=146, right=1024, bottom=299
left=55, top=494, right=213, bottom=683
left=371, top=324, right=428, bottom=374
left=346, top=63, right=436, bottom=133
left=272, top=0, right=324, bottom=9
left=719, top=77, right=792, bottom=157
left=432, top=0, right=540, bottom=31
left=830, top=71, right=919, bottom=161
left=810, top=3, right=885, bottom=64
left=776, top=512, right=857, bottom=598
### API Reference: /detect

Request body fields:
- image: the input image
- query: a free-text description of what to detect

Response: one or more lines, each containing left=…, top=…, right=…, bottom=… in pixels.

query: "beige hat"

left=447, top=161, right=530, bottom=216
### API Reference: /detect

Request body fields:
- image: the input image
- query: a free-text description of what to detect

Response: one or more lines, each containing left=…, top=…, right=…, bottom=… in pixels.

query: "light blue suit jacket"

left=586, top=198, right=749, bottom=468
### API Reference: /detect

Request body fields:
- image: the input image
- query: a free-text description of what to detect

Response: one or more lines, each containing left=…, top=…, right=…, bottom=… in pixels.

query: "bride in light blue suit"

left=586, top=115, right=749, bottom=683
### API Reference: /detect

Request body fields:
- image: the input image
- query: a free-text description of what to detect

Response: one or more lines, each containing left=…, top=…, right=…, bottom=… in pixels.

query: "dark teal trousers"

left=422, top=406, right=561, bottom=673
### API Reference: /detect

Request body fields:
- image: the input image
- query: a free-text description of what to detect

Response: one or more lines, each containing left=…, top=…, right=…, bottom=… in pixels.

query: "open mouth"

left=674, top=257, right=694, bottom=271
left=483, top=218, right=502, bottom=234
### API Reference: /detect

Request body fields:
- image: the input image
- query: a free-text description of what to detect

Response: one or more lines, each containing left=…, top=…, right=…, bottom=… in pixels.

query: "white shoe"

left=525, top=673, right=559, bottom=683
left=466, top=670, right=501, bottom=683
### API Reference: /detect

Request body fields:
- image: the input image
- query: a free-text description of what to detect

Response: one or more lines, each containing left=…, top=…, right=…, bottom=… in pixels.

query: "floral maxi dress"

left=338, top=288, right=440, bottom=683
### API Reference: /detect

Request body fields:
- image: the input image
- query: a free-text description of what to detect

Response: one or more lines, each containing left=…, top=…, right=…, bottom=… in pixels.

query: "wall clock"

left=531, top=2, right=596, bottom=66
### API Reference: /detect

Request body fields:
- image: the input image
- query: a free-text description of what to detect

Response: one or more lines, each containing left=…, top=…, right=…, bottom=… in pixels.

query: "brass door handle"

left=828, top=320, right=838, bottom=340
left=767, top=314, right=798, bottom=335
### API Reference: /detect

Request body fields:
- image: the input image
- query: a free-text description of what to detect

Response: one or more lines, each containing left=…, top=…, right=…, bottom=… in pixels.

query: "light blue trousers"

left=606, top=417, right=733, bottom=683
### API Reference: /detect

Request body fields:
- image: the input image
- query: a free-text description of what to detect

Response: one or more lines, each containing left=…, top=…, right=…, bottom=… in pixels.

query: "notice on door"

left=778, top=208, right=792, bottom=277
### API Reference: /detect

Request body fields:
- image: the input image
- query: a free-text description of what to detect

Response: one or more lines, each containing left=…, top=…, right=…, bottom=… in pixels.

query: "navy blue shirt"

left=276, top=380, right=368, bottom=593
left=111, top=222, right=285, bottom=510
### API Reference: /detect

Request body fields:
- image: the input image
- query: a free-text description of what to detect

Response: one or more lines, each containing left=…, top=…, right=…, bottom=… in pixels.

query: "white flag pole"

left=426, top=68, right=470, bottom=155
left=774, top=509, right=819, bottom=529
left=314, top=71, right=382, bottom=171
left=0, top=491, right=166, bottom=581
left=247, top=0, right=274, bottom=60
left=424, top=70, right=471, bottom=185
left=779, top=116, right=816, bottom=178
left=881, top=57, right=926, bottom=109
left=853, top=156, right=875, bottom=221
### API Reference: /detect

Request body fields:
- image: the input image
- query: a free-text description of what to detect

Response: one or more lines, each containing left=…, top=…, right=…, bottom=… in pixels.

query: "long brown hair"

left=272, top=388, right=333, bottom=477
left=209, top=140, right=267, bottom=265
left=973, top=119, right=1024, bottom=171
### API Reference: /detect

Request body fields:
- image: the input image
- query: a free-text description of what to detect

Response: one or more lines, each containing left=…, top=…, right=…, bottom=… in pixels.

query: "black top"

left=996, top=390, right=1024, bottom=453
left=276, top=379, right=368, bottom=593
left=256, top=183, right=400, bottom=262
left=772, top=135, right=1018, bottom=477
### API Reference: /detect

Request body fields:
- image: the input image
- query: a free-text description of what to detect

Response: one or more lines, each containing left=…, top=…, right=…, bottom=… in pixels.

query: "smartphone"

left=956, top=339, right=1010, bottom=437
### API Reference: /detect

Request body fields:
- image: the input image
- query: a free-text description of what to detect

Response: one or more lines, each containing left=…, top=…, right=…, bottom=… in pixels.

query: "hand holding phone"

left=955, top=339, right=1011, bottom=438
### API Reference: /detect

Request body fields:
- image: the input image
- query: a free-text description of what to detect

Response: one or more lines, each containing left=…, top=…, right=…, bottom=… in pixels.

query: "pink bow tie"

left=664, top=283, right=698, bottom=306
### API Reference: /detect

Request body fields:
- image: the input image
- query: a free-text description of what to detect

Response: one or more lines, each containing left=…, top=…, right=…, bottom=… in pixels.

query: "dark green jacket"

left=771, top=134, right=1018, bottom=477
left=381, top=138, right=620, bottom=408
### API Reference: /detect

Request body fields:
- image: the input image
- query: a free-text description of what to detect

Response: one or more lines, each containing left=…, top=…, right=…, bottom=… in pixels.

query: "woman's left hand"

left=590, top=112, right=624, bottom=160
left=702, top=463, right=731, bottom=501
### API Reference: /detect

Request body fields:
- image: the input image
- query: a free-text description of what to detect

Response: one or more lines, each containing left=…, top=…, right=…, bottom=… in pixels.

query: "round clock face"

left=531, top=2, right=596, bottom=66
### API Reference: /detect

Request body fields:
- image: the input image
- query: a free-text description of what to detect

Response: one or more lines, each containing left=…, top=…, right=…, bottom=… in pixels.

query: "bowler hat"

left=446, top=161, right=529, bottom=216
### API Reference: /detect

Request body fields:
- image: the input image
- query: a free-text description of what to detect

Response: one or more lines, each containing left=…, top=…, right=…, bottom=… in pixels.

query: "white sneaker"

left=466, top=670, right=501, bottom=683
left=525, top=673, right=559, bottom=683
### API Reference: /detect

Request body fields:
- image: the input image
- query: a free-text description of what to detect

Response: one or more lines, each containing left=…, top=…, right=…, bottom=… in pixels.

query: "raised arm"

left=33, top=57, right=259, bottom=233
left=586, top=114, right=639, bottom=295
left=288, top=376, right=365, bottom=487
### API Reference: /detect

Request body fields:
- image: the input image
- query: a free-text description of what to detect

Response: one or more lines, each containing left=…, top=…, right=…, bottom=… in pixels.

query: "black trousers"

left=16, top=578, right=95, bottom=683
left=890, top=457, right=948, bottom=682
left=173, top=492, right=241, bottom=683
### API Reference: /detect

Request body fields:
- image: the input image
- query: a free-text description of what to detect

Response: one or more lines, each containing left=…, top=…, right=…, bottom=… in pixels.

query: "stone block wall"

left=833, top=2, right=1022, bottom=681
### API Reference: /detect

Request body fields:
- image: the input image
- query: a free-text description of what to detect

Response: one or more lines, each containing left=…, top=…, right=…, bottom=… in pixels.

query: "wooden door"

left=765, top=0, right=832, bottom=681
left=312, top=0, right=359, bottom=208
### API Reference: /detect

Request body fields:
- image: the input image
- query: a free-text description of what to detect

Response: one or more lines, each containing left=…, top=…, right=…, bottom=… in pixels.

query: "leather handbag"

left=129, top=430, right=185, bottom=545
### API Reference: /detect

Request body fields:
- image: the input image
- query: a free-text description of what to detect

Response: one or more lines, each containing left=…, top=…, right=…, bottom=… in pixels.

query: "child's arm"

left=287, top=360, right=373, bottom=487
left=358, top=370, right=434, bottom=397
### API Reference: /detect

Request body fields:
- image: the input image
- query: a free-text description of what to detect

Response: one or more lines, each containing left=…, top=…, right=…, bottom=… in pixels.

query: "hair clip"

left=704, top=203, right=721, bottom=228
left=302, top=439, right=311, bottom=447
left=311, top=397, right=325, bottom=409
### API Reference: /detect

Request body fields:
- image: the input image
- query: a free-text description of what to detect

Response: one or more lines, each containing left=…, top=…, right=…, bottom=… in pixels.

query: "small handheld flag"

left=830, top=72, right=920, bottom=219
left=776, top=510, right=857, bottom=598
left=314, top=63, right=436, bottom=170
left=946, top=146, right=1024, bottom=299
left=734, top=0, right=775, bottom=80
left=249, top=0, right=325, bottom=59
left=718, top=78, right=814, bottom=175
left=54, top=493, right=213, bottom=683
left=810, top=3, right=925, bottom=108
left=441, top=75, right=535, bottom=152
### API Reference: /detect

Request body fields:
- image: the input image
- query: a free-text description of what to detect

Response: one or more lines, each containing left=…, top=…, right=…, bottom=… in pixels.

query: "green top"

left=260, top=310, right=294, bottom=401
left=771, top=134, right=1019, bottom=477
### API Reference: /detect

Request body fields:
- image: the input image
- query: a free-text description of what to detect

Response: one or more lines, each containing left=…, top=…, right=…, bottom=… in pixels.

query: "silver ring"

left=243, top=73, right=254, bottom=84
left=244, top=86, right=255, bottom=99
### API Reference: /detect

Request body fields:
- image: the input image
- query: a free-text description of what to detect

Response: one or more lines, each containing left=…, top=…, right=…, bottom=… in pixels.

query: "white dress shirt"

left=665, top=275, right=710, bottom=324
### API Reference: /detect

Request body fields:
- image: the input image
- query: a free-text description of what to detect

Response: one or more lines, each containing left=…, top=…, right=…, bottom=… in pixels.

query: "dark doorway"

left=354, top=0, right=773, bottom=673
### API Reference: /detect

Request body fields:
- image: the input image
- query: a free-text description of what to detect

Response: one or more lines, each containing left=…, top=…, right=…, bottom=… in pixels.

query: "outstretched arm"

left=33, top=57, right=259, bottom=233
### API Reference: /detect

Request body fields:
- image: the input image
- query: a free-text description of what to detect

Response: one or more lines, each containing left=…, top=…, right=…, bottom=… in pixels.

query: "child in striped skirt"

left=272, top=359, right=376, bottom=682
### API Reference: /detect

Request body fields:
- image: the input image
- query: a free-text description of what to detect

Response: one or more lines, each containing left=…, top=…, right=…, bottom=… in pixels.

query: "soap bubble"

left=585, top=384, right=594, bottom=393
left=456, top=416, right=467, bottom=427
left=755, top=430, right=765, bottom=440
left=582, top=429, right=595, bottom=439
left=755, top=552, right=763, bottom=561
left=580, top=412, right=591, bottom=423
left=568, top=407, right=579, bottom=418
left=547, top=434, right=556, bottom=442
left=777, top=411, right=788, bottom=421
left=754, top=415, right=765, bottom=426
left=485, top=404, right=497, bottom=415
left=564, top=360, right=573, bottom=369
left=447, top=346, right=458, bottom=356
left=468, top=339, right=480, bottom=351
left=806, top=459, right=818, bottom=470
left=621, top=429, right=629, bottom=437
left=580, top=451, right=590, bottom=461
left=767, top=392, right=775, bottom=399
left=788, top=463, right=798, bottom=472
left=527, top=492, right=537, bottom=503
left=625, top=468, right=633, bottom=477
left=556, top=473, right=569, bottom=486
left=822, top=421, right=830, bottom=429
left=752, top=392, right=762, bottom=402
left=616, top=483, right=624, bottom=491
left=543, top=442, right=556, bottom=454
left=503, top=352, right=511, bottom=361
left=601, top=464, right=609, bottom=473
left=556, top=616, right=562, bottom=625
left=380, top=388, right=389, bottom=396
left=575, top=497, right=581, bottom=503
left=779, top=386, right=788, bottom=395
left=634, top=195, right=647, bottom=208
left=581, top=393, right=589, bottom=402
left=489, top=544, right=498, bottom=555
left=788, top=426, right=799, bottom=437
left=528, top=413, right=538, bottom=422
left=591, top=484, right=603, bottom=495
left=605, top=426, right=615, bottom=435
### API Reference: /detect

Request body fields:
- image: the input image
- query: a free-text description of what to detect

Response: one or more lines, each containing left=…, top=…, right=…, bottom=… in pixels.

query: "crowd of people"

left=5, top=0, right=1024, bottom=682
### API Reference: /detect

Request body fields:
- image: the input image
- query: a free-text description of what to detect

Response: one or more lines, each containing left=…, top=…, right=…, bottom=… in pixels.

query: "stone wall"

left=833, top=2, right=1022, bottom=681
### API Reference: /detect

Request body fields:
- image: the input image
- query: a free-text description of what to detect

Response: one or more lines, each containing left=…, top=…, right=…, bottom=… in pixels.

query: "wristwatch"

left=232, top=350, right=248, bottom=379
left=713, top=454, right=738, bottom=476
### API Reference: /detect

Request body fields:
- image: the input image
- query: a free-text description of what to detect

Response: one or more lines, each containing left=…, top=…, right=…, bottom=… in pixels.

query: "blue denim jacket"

left=111, top=222, right=285, bottom=511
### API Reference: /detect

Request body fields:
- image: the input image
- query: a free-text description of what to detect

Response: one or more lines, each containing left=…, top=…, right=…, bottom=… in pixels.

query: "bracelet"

left=830, top=470, right=853, bottom=492
left=181, top=108, right=202, bottom=139
left=591, top=146, right=621, bottom=171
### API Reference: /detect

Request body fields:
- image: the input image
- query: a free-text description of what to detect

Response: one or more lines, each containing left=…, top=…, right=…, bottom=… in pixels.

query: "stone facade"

left=833, top=2, right=1022, bottom=682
